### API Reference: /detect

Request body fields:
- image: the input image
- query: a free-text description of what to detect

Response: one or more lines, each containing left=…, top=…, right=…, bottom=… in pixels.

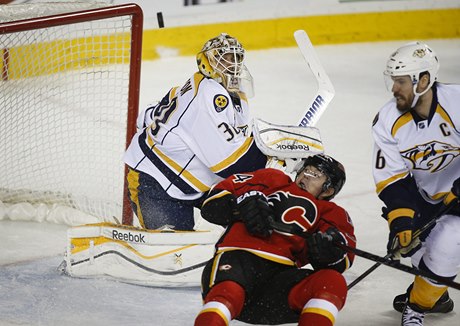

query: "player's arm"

left=137, top=87, right=179, bottom=129
left=180, top=92, right=267, bottom=178
left=372, top=115, right=417, bottom=251
left=201, top=187, right=237, bottom=226
left=307, top=206, right=356, bottom=273
left=209, top=135, right=267, bottom=179
left=444, top=177, right=460, bottom=206
left=201, top=170, right=276, bottom=237
left=373, top=143, right=416, bottom=211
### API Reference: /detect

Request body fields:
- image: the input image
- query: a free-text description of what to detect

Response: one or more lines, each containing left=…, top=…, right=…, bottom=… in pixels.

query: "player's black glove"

left=452, top=177, right=460, bottom=197
left=381, top=206, right=389, bottom=220
left=444, top=177, right=460, bottom=206
left=307, top=227, right=346, bottom=269
left=235, top=191, right=273, bottom=238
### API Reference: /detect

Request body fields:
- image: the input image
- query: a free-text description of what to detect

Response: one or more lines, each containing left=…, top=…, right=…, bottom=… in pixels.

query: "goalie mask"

left=196, top=33, right=254, bottom=97
left=296, top=154, right=346, bottom=200
left=383, top=41, right=439, bottom=107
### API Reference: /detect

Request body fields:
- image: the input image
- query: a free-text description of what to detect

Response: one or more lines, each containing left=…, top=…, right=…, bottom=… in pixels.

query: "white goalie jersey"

left=124, top=72, right=266, bottom=200
left=372, top=83, right=460, bottom=203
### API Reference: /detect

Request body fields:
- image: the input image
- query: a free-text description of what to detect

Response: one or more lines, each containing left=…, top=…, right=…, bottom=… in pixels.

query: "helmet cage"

left=197, top=33, right=253, bottom=95
left=207, top=46, right=244, bottom=78
left=206, top=45, right=245, bottom=92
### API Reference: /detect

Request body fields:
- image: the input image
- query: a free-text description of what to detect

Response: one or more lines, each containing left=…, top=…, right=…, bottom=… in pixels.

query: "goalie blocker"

left=61, top=223, right=222, bottom=287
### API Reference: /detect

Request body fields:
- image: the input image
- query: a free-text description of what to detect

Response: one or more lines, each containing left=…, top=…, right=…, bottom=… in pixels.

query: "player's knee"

left=204, top=280, right=246, bottom=318
left=288, top=269, right=347, bottom=311
left=424, top=216, right=460, bottom=275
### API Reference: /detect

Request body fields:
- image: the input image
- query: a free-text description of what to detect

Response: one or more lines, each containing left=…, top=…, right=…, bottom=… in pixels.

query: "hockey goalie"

left=61, top=117, right=324, bottom=287
left=62, top=30, right=329, bottom=287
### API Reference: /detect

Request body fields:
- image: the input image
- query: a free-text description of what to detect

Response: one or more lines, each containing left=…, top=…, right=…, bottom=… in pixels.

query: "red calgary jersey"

left=202, top=168, right=356, bottom=270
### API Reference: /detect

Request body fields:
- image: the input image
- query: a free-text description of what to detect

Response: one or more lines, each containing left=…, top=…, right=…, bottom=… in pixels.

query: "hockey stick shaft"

left=264, top=30, right=333, bottom=169
left=347, top=198, right=458, bottom=289
left=337, top=242, right=460, bottom=291
left=346, top=253, right=390, bottom=290
left=269, top=199, right=460, bottom=291
left=294, top=30, right=335, bottom=127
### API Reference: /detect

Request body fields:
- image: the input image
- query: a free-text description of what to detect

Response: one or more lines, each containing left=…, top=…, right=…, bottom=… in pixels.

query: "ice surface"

left=1, top=39, right=459, bottom=325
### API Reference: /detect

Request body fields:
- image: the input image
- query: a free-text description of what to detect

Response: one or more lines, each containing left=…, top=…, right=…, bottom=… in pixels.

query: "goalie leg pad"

left=63, top=223, right=221, bottom=287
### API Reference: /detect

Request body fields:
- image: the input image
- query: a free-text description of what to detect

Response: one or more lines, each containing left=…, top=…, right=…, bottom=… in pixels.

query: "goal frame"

left=0, top=3, right=143, bottom=225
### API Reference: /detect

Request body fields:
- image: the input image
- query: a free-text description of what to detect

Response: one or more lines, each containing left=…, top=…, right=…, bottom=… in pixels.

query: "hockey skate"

left=393, top=286, right=454, bottom=314
left=401, top=303, right=425, bottom=326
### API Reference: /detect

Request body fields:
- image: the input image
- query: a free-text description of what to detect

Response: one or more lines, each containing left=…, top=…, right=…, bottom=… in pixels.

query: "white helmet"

left=196, top=33, right=254, bottom=97
left=384, top=42, right=439, bottom=105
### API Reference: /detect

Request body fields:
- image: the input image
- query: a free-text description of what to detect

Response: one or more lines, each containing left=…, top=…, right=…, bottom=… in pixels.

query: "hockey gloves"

left=385, top=208, right=416, bottom=254
left=444, top=177, right=460, bottom=206
left=453, top=177, right=460, bottom=197
left=235, top=191, right=273, bottom=238
left=307, top=227, right=346, bottom=270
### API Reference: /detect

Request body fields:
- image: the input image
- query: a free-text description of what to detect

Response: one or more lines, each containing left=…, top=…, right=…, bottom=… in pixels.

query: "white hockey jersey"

left=372, top=83, right=460, bottom=204
left=124, top=72, right=266, bottom=200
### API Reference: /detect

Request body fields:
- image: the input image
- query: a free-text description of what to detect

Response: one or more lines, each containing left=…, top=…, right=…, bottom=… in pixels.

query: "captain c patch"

left=214, top=94, right=229, bottom=113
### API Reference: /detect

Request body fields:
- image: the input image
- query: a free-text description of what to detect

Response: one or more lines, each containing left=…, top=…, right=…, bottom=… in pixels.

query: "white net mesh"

left=0, top=2, right=108, bottom=23
left=0, top=3, right=140, bottom=224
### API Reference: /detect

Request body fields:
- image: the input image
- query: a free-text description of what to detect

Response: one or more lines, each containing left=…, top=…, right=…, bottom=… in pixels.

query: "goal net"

left=0, top=2, right=143, bottom=226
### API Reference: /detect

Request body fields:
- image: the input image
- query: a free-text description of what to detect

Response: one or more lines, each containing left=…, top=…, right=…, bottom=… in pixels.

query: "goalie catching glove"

left=252, top=118, right=324, bottom=173
left=307, top=227, right=347, bottom=271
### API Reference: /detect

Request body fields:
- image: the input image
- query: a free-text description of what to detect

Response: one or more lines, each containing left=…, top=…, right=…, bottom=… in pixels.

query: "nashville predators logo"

left=413, top=48, right=426, bottom=58
left=214, top=94, right=229, bottom=113
left=401, top=141, right=460, bottom=172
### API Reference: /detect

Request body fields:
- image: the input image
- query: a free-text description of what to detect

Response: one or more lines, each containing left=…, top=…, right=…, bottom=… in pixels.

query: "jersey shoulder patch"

left=214, top=94, right=229, bottom=113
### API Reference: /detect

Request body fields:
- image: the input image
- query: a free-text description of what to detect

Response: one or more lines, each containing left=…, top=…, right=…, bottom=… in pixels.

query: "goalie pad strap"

left=68, top=222, right=220, bottom=245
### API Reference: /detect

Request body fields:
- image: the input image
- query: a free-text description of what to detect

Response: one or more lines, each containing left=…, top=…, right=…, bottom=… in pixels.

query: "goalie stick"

left=294, top=30, right=335, bottom=127
left=264, top=30, right=334, bottom=170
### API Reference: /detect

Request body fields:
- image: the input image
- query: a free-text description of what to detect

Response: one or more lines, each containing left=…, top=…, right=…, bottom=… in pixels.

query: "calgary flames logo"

left=401, top=141, right=460, bottom=172
left=267, top=191, right=317, bottom=232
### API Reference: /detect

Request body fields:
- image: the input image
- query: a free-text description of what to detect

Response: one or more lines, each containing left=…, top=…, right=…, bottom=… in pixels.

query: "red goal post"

left=0, top=3, right=143, bottom=226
